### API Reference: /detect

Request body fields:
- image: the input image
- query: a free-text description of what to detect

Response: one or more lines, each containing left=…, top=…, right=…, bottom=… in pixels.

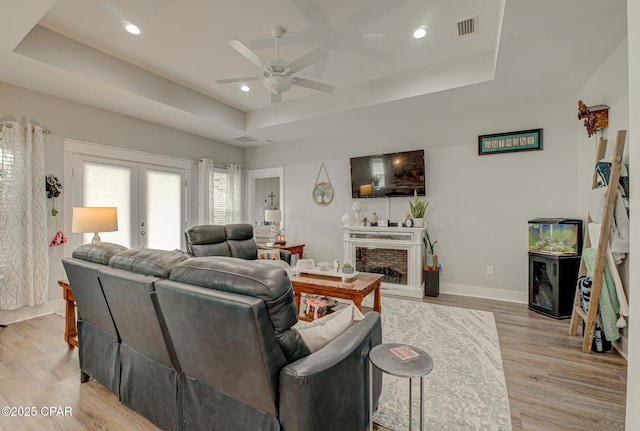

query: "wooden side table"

left=58, top=280, right=78, bottom=350
left=270, top=243, right=305, bottom=259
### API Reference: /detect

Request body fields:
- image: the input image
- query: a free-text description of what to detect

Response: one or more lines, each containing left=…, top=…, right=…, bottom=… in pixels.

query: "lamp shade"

left=72, top=207, right=118, bottom=234
left=264, top=209, right=281, bottom=223
left=360, top=184, right=373, bottom=196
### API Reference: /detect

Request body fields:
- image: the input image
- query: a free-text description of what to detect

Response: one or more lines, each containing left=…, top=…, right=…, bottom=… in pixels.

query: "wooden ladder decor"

left=569, top=130, right=626, bottom=353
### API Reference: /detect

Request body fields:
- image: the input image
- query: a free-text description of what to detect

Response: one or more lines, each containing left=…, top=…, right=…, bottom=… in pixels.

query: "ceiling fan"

left=216, top=26, right=335, bottom=104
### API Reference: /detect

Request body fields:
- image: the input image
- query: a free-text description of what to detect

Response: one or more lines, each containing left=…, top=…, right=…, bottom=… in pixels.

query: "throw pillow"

left=258, top=249, right=281, bottom=260
left=293, top=304, right=365, bottom=352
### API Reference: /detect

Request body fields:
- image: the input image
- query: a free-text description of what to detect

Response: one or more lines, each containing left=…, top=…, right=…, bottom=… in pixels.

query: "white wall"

left=0, top=81, right=243, bottom=313
left=626, top=0, right=639, bottom=428
left=247, top=93, right=580, bottom=303
left=254, top=177, right=280, bottom=222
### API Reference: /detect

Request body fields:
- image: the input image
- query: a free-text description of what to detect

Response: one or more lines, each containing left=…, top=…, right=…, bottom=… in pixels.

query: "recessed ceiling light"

left=412, top=26, right=427, bottom=39
left=240, top=84, right=250, bottom=92
left=123, top=22, right=142, bottom=35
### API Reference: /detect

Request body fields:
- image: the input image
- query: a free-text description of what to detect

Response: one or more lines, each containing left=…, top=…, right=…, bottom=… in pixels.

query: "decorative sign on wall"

left=312, top=163, right=334, bottom=206
left=478, top=128, right=543, bottom=155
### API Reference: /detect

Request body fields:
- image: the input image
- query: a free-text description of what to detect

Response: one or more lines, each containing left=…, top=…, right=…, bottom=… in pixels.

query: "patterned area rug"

left=374, top=297, right=512, bottom=430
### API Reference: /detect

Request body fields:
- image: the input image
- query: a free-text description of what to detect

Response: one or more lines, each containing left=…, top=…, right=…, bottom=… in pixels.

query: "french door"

left=73, top=155, right=187, bottom=250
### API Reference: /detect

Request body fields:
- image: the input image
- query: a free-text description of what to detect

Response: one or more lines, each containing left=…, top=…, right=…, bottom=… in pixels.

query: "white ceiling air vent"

left=232, top=135, right=257, bottom=144
left=457, top=16, right=478, bottom=37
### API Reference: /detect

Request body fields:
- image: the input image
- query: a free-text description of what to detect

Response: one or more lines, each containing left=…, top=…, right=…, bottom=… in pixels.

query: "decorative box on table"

left=303, top=295, right=338, bottom=320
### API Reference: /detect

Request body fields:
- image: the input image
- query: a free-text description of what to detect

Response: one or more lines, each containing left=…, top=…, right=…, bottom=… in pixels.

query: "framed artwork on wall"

left=312, top=163, right=334, bottom=206
left=478, top=128, right=543, bottom=155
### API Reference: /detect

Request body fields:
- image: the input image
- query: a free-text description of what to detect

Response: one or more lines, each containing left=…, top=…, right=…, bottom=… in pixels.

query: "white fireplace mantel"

left=342, top=225, right=425, bottom=298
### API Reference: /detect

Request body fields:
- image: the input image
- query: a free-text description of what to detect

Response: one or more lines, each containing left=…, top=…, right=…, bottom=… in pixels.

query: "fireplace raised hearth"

left=343, top=226, right=425, bottom=298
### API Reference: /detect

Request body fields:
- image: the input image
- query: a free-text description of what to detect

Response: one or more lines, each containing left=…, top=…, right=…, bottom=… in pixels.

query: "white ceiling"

left=0, top=0, right=628, bottom=147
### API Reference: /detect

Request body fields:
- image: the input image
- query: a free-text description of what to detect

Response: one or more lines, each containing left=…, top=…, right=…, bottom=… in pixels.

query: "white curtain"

left=226, top=163, right=242, bottom=223
left=197, top=158, right=215, bottom=225
left=197, top=159, right=243, bottom=225
left=0, top=122, right=49, bottom=310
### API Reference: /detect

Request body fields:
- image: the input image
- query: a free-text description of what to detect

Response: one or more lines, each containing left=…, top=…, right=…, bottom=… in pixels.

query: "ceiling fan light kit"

left=217, top=26, right=335, bottom=104
left=263, top=75, right=291, bottom=94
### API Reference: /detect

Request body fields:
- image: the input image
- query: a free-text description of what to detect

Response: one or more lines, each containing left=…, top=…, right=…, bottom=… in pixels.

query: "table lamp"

left=264, top=209, right=281, bottom=225
left=72, top=207, right=118, bottom=243
left=360, top=184, right=373, bottom=197
left=264, top=210, right=282, bottom=244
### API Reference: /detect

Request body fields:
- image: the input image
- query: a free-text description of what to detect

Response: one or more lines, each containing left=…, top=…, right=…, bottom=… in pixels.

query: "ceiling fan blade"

left=290, top=0, right=330, bottom=26
left=216, top=76, right=262, bottom=84
left=292, top=78, right=334, bottom=93
left=228, top=40, right=267, bottom=69
left=285, top=46, right=329, bottom=73
left=271, top=93, right=282, bottom=104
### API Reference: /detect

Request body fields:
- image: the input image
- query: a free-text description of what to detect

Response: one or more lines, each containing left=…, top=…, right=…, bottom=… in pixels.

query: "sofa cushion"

left=187, top=225, right=227, bottom=244
left=225, top=224, right=254, bottom=241
left=225, top=224, right=258, bottom=259
left=109, top=248, right=189, bottom=278
left=293, top=305, right=365, bottom=352
left=186, top=225, right=231, bottom=257
left=72, top=242, right=128, bottom=265
left=169, top=257, right=298, bottom=332
left=228, top=239, right=258, bottom=260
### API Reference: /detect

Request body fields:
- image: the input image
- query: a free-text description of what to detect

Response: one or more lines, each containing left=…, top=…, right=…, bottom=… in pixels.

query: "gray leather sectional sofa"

left=62, top=240, right=382, bottom=431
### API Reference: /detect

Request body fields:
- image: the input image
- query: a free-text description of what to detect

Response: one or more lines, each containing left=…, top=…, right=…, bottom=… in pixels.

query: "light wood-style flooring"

left=0, top=294, right=627, bottom=430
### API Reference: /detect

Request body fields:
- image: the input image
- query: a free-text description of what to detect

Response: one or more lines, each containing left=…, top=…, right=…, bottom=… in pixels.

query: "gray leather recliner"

left=97, top=248, right=190, bottom=431
left=185, top=223, right=292, bottom=263
left=155, top=256, right=382, bottom=431
left=61, top=242, right=129, bottom=395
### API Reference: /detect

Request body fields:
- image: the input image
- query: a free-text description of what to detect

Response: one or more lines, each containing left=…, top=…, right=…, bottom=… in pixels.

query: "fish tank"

left=528, top=218, right=583, bottom=255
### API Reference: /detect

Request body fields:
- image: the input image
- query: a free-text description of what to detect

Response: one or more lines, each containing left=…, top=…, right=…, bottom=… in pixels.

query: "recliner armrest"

left=278, top=250, right=292, bottom=264
left=279, top=312, right=382, bottom=431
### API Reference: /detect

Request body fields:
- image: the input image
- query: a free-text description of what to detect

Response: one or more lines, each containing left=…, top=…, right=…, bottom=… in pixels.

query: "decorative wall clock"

left=312, top=163, right=334, bottom=206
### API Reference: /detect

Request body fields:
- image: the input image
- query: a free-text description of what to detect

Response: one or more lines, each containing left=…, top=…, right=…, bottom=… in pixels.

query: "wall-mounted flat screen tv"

left=350, top=149, right=425, bottom=198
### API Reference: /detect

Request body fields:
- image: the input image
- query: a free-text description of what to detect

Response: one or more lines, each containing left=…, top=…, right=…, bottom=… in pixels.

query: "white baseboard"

left=0, top=299, right=65, bottom=325
left=440, top=282, right=528, bottom=304
left=350, top=282, right=527, bottom=306
left=614, top=335, right=628, bottom=359
left=379, top=282, right=423, bottom=299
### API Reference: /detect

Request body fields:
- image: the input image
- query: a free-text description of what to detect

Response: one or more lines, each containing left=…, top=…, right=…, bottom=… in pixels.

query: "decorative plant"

left=409, top=190, right=428, bottom=219
left=343, top=262, right=354, bottom=273
left=423, top=230, right=437, bottom=255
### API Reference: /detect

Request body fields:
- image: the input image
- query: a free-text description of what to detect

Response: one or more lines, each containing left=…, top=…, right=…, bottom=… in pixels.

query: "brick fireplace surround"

left=342, top=226, right=426, bottom=298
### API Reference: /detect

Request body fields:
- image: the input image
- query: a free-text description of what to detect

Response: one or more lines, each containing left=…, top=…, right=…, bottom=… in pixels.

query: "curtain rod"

left=1, top=121, right=51, bottom=134
left=197, top=158, right=236, bottom=170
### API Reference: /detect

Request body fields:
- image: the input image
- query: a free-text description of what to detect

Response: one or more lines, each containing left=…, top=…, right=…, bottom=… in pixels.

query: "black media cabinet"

left=528, top=253, right=581, bottom=319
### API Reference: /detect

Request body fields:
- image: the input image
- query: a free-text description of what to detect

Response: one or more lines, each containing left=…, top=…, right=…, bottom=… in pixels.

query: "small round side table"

left=369, top=343, right=434, bottom=431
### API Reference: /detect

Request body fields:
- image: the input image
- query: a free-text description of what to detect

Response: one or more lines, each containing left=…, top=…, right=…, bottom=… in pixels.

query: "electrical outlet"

left=486, top=265, right=494, bottom=276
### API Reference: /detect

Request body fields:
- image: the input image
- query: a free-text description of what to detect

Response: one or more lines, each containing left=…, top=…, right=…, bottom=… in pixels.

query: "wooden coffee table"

left=289, top=272, right=383, bottom=321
